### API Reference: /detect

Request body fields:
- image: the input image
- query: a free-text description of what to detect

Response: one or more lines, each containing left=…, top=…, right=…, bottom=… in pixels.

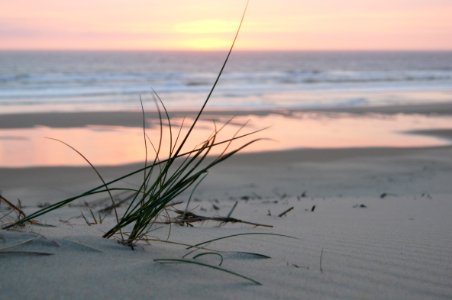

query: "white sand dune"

left=1, top=107, right=452, bottom=299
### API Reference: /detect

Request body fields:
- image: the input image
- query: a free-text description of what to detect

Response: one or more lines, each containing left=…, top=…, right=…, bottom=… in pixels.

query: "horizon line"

left=1, top=48, right=452, bottom=52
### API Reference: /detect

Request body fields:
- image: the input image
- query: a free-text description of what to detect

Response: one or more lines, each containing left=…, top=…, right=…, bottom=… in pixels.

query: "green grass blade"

left=154, top=258, right=261, bottom=285
left=187, top=232, right=299, bottom=250
left=172, top=0, right=250, bottom=159
left=192, top=252, right=224, bottom=266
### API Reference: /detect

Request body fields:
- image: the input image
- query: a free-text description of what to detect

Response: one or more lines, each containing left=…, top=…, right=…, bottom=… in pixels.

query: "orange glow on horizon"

left=179, top=38, right=232, bottom=50
left=174, top=19, right=239, bottom=34
left=0, top=0, right=451, bottom=51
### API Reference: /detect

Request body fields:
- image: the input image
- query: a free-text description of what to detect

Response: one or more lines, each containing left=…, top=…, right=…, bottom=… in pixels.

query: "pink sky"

left=1, top=0, right=451, bottom=50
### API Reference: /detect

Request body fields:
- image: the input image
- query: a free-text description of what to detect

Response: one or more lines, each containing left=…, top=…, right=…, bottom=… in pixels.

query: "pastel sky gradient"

left=1, top=0, right=451, bottom=50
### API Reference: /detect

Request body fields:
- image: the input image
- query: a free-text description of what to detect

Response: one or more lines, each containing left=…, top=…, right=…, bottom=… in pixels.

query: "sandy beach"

left=2, top=0, right=452, bottom=296
left=1, top=104, right=452, bottom=299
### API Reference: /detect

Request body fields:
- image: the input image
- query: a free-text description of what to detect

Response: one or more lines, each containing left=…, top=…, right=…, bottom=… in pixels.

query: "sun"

left=173, top=19, right=238, bottom=50
left=180, top=37, right=231, bottom=50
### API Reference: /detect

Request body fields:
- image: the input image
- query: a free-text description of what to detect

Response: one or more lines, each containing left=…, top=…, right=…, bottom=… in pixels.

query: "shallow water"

left=1, top=112, right=451, bottom=167
left=2, top=50, right=452, bottom=166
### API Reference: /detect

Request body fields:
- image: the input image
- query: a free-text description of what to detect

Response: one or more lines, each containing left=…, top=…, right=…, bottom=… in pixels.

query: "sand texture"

left=1, top=104, right=452, bottom=299
left=2, top=142, right=452, bottom=299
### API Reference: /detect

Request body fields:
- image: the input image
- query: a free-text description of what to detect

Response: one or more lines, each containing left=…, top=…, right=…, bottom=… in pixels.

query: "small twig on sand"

left=226, top=201, right=238, bottom=218
left=169, top=209, right=273, bottom=228
left=320, top=247, right=324, bottom=273
left=278, top=206, right=294, bottom=218
left=380, top=193, right=397, bottom=199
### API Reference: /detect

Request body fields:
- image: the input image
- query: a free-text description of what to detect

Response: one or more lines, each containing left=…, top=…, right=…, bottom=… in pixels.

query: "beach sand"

left=1, top=105, right=452, bottom=299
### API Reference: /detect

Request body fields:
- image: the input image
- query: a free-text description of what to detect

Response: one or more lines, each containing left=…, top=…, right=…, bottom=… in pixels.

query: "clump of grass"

left=101, top=98, right=262, bottom=245
left=4, top=0, right=258, bottom=247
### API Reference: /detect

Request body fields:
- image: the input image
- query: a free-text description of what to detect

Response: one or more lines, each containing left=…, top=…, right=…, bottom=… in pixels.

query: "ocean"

left=1, top=51, right=452, bottom=113
left=2, top=50, right=452, bottom=166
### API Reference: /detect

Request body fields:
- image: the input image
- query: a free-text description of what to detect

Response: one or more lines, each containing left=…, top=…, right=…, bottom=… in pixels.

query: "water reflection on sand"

left=0, top=112, right=451, bottom=167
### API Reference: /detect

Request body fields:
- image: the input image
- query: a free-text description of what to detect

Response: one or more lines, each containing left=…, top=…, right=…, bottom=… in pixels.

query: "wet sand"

left=1, top=103, right=452, bottom=299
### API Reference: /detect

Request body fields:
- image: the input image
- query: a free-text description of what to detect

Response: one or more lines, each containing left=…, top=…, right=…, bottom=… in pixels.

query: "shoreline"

left=1, top=144, right=451, bottom=204
left=1, top=102, right=452, bottom=168
left=1, top=101, right=452, bottom=129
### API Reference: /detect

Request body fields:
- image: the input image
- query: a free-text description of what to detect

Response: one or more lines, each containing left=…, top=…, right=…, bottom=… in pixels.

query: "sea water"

left=1, top=51, right=452, bottom=113
left=1, top=51, right=452, bottom=166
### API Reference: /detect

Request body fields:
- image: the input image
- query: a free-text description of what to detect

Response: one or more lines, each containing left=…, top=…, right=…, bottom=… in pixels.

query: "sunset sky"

left=1, top=0, right=451, bottom=50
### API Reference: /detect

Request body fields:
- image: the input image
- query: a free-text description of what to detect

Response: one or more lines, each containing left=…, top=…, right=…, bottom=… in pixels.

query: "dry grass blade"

left=0, top=195, right=26, bottom=219
left=0, top=251, right=54, bottom=256
left=278, top=207, right=294, bottom=218
left=171, top=209, right=273, bottom=228
left=0, top=194, right=46, bottom=228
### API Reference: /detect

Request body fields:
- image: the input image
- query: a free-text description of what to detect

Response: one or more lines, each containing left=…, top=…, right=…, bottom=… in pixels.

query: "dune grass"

left=1, top=1, right=300, bottom=284
left=4, top=0, right=257, bottom=247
